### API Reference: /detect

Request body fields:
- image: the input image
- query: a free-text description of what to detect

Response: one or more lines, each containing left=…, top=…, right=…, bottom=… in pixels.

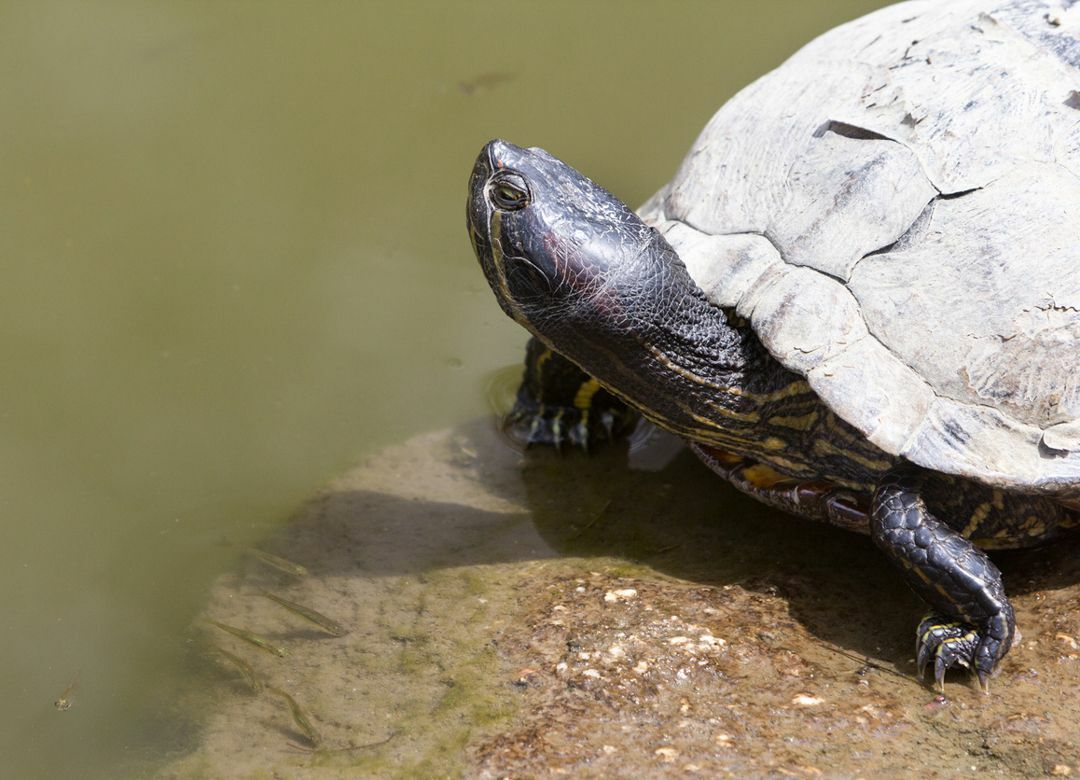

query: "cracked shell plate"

left=639, top=0, right=1080, bottom=495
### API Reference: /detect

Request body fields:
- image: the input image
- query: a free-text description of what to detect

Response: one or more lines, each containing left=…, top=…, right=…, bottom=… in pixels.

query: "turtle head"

left=466, top=139, right=661, bottom=349
left=467, top=139, right=751, bottom=439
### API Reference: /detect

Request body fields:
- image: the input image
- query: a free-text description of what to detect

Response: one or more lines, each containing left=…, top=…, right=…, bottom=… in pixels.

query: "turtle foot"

left=505, top=337, right=634, bottom=453
left=872, top=466, right=1015, bottom=694
left=504, top=397, right=623, bottom=453
left=916, top=612, right=1009, bottom=693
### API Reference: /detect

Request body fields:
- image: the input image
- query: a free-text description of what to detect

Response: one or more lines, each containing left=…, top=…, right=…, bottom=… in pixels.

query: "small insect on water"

left=54, top=673, right=80, bottom=711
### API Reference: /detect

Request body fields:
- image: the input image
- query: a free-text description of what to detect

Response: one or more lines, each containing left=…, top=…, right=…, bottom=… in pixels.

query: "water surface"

left=0, top=1, right=891, bottom=775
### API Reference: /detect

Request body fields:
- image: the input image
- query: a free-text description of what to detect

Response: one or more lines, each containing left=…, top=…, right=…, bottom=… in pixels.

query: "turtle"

left=465, top=0, right=1080, bottom=692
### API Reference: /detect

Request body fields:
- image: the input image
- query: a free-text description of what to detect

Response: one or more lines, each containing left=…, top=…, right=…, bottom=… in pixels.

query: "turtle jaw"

left=466, top=140, right=547, bottom=327
left=465, top=142, right=501, bottom=310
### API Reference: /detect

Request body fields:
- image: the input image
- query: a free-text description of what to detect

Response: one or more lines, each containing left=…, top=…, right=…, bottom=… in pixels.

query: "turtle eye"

left=488, top=172, right=530, bottom=211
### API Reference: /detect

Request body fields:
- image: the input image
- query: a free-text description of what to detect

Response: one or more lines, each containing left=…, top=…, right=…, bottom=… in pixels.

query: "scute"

left=640, top=0, right=1080, bottom=494
left=766, top=131, right=936, bottom=281
left=849, top=164, right=1080, bottom=432
left=737, top=266, right=867, bottom=376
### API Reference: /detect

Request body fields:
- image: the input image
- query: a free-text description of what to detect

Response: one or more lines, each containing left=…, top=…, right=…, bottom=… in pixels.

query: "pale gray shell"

left=639, top=0, right=1080, bottom=495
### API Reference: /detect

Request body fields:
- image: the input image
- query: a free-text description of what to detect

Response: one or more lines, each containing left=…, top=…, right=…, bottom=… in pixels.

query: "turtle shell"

left=639, top=0, right=1080, bottom=495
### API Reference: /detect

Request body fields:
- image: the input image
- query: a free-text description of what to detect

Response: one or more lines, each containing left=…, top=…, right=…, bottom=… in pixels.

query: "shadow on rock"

left=167, top=415, right=1080, bottom=779
left=282, top=414, right=1079, bottom=676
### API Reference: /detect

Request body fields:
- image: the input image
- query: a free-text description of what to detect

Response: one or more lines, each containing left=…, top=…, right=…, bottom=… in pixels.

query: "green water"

left=0, top=1, right=891, bottom=776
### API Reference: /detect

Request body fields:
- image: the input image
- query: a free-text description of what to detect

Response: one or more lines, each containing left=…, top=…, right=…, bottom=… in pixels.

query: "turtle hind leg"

left=871, top=465, right=1015, bottom=692
left=505, top=337, right=635, bottom=452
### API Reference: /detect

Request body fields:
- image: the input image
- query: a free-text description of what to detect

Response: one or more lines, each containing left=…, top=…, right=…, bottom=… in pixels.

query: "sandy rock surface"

left=159, top=418, right=1079, bottom=778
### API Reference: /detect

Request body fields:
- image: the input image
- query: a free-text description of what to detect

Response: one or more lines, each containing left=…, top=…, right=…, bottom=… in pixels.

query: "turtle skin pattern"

left=871, top=466, right=1014, bottom=691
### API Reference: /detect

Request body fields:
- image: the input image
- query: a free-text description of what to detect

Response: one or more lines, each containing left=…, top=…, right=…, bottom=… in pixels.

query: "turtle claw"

left=915, top=630, right=935, bottom=680
left=916, top=613, right=982, bottom=690
left=505, top=339, right=635, bottom=453
left=504, top=401, right=601, bottom=453
left=507, top=391, right=630, bottom=453
left=934, top=657, right=946, bottom=693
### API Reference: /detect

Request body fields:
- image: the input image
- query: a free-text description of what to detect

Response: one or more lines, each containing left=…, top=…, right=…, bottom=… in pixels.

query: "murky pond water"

left=10, top=0, right=1038, bottom=776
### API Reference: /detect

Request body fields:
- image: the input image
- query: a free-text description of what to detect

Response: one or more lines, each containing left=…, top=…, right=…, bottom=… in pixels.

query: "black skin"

left=872, top=465, right=1014, bottom=690
left=466, top=139, right=1070, bottom=691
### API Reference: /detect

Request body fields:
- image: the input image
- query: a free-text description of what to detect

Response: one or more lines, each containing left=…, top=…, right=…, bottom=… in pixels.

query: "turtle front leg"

left=505, top=337, right=635, bottom=452
left=871, top=465, right=1015, bottom=692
